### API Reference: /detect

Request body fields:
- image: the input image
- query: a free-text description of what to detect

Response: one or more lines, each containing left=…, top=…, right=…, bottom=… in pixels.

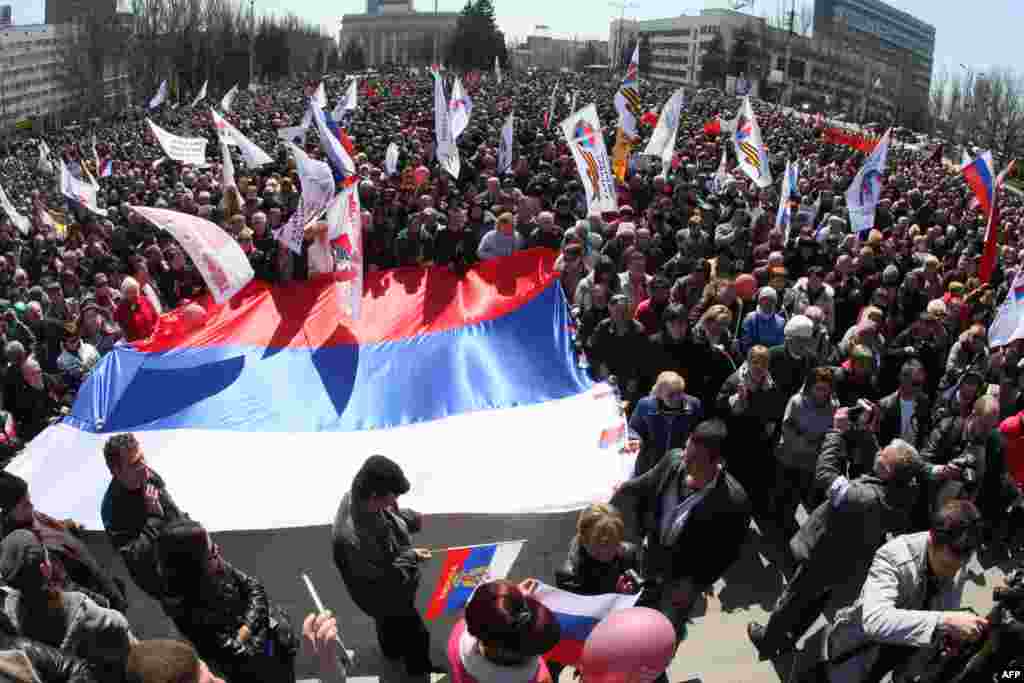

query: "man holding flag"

left=332, top=455, right=443, bottom=678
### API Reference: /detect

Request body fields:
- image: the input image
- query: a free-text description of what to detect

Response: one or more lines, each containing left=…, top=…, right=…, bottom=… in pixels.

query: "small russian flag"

left=1014, top=283, right=1024, bottom=303
left=99, top=158, right=113, bottom=178
left=426, top=540, right=524, bottom=619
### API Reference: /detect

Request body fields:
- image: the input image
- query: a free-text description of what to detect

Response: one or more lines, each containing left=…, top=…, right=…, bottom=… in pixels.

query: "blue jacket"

left=628, top=395, right=703, bottom=476
left=739, top=311, right=787, bottom=356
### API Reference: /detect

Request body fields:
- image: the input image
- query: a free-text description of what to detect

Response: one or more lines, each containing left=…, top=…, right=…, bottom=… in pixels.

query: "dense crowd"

left=0, top=64, right=1021, bottom=682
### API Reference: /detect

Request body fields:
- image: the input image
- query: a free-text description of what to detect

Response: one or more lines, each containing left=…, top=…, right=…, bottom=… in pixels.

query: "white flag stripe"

left=533, top=582, right=640, bottom=616
left=487, top=541, right=524, bottom=581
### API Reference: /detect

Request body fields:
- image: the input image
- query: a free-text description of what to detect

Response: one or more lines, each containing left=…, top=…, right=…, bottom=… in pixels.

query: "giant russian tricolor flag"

left=11, top=250, right=623, bottom=532
left=533, top=582, right=640, bottom=665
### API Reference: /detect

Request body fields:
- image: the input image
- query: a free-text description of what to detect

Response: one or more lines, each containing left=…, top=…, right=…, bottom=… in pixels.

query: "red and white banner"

left=131, top=206, right=254, bottom=304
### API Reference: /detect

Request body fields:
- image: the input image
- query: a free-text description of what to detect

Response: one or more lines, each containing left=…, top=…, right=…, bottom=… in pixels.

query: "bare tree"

left=798, top=2, right=814, bottom=37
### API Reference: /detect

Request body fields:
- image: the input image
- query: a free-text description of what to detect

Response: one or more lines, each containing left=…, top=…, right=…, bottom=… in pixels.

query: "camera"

left=847, top=405, right=866, bottom=422
left=950, top=449, right=980, bottom=486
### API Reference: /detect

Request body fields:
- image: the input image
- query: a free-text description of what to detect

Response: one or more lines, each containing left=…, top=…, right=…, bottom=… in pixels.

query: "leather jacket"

left=0, top=612, right=97, bottom=683
left=161, top=559, right=296, bottom=677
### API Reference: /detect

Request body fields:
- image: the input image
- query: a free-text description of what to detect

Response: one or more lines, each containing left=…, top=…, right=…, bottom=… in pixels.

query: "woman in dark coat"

left=157, top=520, right=298, bottom=683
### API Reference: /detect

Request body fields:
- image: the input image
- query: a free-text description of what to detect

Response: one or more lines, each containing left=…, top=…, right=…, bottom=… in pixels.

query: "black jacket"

left=161, top=560, right=296, bottom=679
left=0, top=629, right=96, bottom=682
left=877, top=391, right=932, bottom=451
left=101, top=469, right=186, bottom=600
left=555, top=538, right=640, bottom=596
left=611, top=449, right=751, bottom=591
left=814, top=429, right=881, bottom=498
left=331, top=491, right=423, bottom=618
left=790, top=475, right=918, bottom=588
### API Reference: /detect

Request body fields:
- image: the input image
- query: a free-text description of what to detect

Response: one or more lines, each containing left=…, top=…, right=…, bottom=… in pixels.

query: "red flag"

left=980, top=160, right=1016, bottom=283
left=641, top=111, right=659, bottom=128
left=703, top=118, right=721, bottom=136
left=336, top=128, right=356, bottom=157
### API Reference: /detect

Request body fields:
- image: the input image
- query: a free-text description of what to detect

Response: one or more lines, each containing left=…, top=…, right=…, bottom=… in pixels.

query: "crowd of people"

left=0, top=61, right=1020, bottom=682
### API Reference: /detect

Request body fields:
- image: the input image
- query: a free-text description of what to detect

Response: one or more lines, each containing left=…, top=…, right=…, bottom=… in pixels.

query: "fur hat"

left=352, top=455, right=410, bottom=499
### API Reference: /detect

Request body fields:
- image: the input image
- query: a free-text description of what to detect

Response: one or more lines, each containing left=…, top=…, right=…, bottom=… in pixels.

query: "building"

left=515, top=35, right=608, bottom=71
left=340, top=0, right=458, bottom=66
left=45, top=0, right=132, bottom=25
left=0, top=6, right=12, bottom=29
left=0, top=0, right=134, bottom=130
left=613, top=5, right=928, bottom=126
left=813, top=0, right=934, bottom=124
left=0, top=24, right=72, bottom=129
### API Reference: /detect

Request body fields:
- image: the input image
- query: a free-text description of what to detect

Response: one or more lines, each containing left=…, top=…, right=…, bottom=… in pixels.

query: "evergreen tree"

left=698, top=34, right=728, bottom=88
left=341, top=42, right=367, bottom=70
left=445, top=0, right=506, bottom=71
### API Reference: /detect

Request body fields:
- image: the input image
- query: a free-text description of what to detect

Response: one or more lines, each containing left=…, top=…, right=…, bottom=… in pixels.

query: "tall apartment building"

left=0, top=24, right=72, bottom=129
left=612, top=4, right=931, bottom=127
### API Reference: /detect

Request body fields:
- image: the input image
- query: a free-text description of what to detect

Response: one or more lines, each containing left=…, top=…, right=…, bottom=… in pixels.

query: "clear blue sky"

left=256, top=0, right=1017, bottom=76
left=6, top=0, right=45, bottom=25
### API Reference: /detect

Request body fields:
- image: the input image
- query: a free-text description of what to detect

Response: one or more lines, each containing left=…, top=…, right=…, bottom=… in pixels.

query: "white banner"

left=732, top=96, right=773, bottom=189
left=131, top=206, right=253, bottom=304
left=498, top=111, right=514, bottom=174
left=845, top=128, right=891, bottom=236
left=275, top=142, right=335, bottom=255
left=326, top=183, right=364, bottom=320
left=60, top=162, right=106, bottom=217
left=433, top=72, right=460, bottom=179
left=332, top=79, right=357, bottom=120
left=448, top=77, right=472, bottom=141
left=385, top=142, right=400, bottom=177
left=221, top=84, right=239, bottom=113
left=0, top=182, right=30, bottom=235
left=211, top=109, right=272, bottom=168
left=642, top=88, right=685, bottom=174
left=313, top=82, right=327, bottom=110
left=560, top=104, right=618, bottom=215
left=147, top=119, right=208, bottom=166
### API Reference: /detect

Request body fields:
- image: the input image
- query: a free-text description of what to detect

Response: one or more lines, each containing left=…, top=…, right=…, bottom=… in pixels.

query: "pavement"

left=81, top=513, right=1017, bottom=683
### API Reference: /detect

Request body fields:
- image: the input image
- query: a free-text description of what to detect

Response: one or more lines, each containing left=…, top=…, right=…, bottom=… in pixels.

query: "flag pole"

left=429, top=539, right=528, bottom=553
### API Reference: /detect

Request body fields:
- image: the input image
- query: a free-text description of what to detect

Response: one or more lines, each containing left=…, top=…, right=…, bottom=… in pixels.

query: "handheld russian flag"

left=426, top=541, right=525, bottom=619
left=533, top=583, right=640, bottom=665
left=960, top=151, right=995, bottom=217
left=979, top=159, right=1016, bottom=283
